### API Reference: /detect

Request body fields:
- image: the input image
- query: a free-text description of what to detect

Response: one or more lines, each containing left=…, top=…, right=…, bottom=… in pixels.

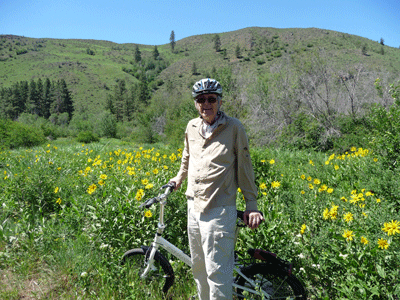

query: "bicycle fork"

left=140, top=198, right=192, bottom=278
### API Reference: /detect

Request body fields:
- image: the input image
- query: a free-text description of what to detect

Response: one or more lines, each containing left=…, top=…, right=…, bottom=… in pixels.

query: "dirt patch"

left=0, top=268, right=76, bottom=300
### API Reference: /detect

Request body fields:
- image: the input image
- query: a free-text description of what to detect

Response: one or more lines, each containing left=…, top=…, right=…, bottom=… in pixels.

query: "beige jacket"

left=172, top=112, right=258, bottom=212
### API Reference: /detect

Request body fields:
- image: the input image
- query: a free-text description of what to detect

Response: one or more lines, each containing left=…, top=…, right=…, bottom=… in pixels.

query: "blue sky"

left=1, top=0, right=399, bottom=48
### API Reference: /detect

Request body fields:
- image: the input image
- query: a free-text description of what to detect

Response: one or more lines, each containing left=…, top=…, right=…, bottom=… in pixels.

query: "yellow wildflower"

left=377, top=238, right=389, bottom=249
left=145, top=183, right=154, bottom=190
left=382, top=220, right=400, bottom=236
left=144, top=210, right=153, bottom=218
left=87, top=184, right=97, bottom=195
left=259, top=183, right=267, bottom=190
left=269, top=159, right=275, bottom=164
left=300, top=224, right=307, bottom=235
left=342, top=230, right=355, bottom=241
left=271, top=181, right=280, bottom=188
left=343, top=212, right=353, bottom=223
left=323, top=208, right=330, bottom=220
left=360, top=236, right=369, bottom=245
left=135, top=189, right=145, bottom=201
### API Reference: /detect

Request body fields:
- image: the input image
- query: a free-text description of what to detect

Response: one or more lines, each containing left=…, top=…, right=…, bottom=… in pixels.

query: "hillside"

left=1, top=27, right=399, bottom=112
left=1, top=27, right=400, bottom=148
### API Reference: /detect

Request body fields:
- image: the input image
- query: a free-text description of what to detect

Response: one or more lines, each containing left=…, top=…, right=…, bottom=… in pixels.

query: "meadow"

left=0, top=139, right=399, bottom=299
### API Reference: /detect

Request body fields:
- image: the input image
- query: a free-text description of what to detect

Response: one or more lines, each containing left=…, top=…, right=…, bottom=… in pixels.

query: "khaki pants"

left=187, top=199, right=237, bottom=300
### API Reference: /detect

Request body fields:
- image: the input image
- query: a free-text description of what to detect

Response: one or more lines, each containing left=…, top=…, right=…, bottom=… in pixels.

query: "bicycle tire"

left=121, top=247, right=175, bottom=297
left=235, top=263, right=307, bottom=300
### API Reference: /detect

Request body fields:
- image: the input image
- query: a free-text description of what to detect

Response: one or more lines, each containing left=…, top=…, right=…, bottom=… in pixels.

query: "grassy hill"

left=1, top=27, right=399, bottom=112
left=1, top=27, right=400, bottom=149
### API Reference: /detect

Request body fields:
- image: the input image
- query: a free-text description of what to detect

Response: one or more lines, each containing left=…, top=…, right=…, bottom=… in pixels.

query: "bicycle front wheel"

left=121, top=247, right=175, bottom=298
left=235, top=263, right=306, bottom=300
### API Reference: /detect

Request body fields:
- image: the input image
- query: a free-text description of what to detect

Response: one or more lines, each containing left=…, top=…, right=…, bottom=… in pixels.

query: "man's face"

left=195, top=94, right=221, bottom=125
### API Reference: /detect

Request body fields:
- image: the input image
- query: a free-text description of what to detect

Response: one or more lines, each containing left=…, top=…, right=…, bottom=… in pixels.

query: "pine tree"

left=20, top=81, right=29, bottom=113
left=36, top=78, right=44, bottom=117
left=59, top=79, right=74, bottom=120
left=192, top=62, right=198, bottom=75
left=50, top=79, right=74, bottom=120
left=105, top=93, right=115, bottom=115
left=153, top=45, right=159, bottom=60
left=361, top=44, right=367, bottom=56
left=170, top=30, right=176, bottom=52
left=134, top=45, right=141, bottom=63
left=12, top=82, right=25, bottom=118
left=213, top=34, right=221, bottom=52
left=27, top=79, right=39, bottom=115
left=235, top=44, right=241, bottom=58
left=42, top=78, right=53, bottom=119
left=113, top=79, right=127, bottom=122
left=0, top=87, right=14, bottom=119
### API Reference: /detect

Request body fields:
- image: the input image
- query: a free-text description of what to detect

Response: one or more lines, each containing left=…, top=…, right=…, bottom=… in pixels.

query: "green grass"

left=0, top=139, right=399, bottom=299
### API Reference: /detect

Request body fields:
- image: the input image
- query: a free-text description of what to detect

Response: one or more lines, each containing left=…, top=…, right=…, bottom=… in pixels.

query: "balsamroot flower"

left=382, top=220, right=400, bottom=236
left=377, top=238, right=389, bottom=249
left=342, top=230, right=355, bottom=241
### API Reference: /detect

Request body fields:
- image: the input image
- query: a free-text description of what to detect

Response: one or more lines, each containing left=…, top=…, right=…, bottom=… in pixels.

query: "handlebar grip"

left=145, top=197, right=159, bottom=208
left=139, top=197, right=158, bottom=209
left=161, top=182, right=176, bottom=190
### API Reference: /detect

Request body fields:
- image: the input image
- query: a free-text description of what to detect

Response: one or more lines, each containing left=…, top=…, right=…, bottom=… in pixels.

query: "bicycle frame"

left=140, top=187, right=270, bottom=299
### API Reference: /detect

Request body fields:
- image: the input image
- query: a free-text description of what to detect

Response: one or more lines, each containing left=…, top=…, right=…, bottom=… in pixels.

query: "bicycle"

left=121, top=184, right=307, bottom=299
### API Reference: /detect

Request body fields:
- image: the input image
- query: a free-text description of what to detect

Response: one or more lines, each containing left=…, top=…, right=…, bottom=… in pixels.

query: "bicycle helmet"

left=192, top=78, right=222, bottom=98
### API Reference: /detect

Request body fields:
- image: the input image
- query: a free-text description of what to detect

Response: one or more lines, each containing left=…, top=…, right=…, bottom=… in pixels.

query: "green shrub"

left=18, top=113, right=65, bottom=139
left=93, top=111, right=117, bottom=138
left=76, top=131, right=99, bottom=143
left=0, top=118, right=46, bottom=149
left=368, top=80, right=400, bottom=169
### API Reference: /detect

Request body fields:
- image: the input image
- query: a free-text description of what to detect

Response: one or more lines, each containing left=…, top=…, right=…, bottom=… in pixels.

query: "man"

left=170, top=78, right=264, bottom=300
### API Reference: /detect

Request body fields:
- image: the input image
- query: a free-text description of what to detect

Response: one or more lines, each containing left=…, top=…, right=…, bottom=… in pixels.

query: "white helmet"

left=192, top=78, right=222, bottom=98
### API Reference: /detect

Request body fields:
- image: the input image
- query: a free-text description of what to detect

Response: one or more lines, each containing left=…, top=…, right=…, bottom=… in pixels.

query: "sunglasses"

left=195, top=97, right=218, bottom=104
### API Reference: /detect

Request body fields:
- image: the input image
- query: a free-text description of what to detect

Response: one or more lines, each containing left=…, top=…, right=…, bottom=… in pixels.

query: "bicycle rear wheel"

left=235, top=263, right=306, bottom=300
left=121, top=247, right=175, bottom=298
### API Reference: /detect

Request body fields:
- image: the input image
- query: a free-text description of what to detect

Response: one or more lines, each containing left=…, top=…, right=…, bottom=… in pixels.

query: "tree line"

left=0, top=78, right=74, bottom=122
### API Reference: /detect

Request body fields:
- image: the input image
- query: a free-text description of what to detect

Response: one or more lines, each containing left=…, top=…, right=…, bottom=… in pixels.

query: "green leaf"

left=376, top=264, right=386, bottom=278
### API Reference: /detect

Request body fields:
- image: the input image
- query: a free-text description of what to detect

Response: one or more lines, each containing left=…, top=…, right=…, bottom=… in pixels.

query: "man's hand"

left=168, top=180, right=181, bottom=191
left=244, top=210, right=264, bottom=229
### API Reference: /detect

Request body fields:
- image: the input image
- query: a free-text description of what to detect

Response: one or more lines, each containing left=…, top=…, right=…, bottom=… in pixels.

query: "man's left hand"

left=244, top=210, right=264, bottom=229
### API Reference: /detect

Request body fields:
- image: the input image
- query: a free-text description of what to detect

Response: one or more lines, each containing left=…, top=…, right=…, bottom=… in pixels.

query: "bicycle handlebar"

left=139, top=183, right=175, bottom=209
